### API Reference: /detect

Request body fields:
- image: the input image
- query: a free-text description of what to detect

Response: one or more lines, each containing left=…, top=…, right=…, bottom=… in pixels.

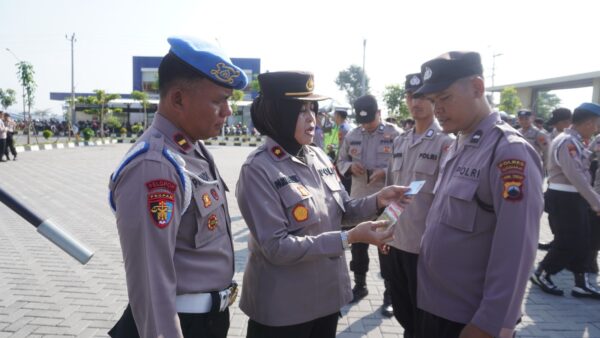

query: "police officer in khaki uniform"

left=108, top=36, right=247, bottom=338
left=538, top=107, right=573, bottom=251
left=517, top=109, right=551, bottom=166
left=531, top=103, right=600, bottom=299
left=415, top=52, right=543, bottom=338
left=336, top=94, right=402, bottom=316
left=384, top=72, right=454, bottom=337
left=236, top=71, right=409, bottom=338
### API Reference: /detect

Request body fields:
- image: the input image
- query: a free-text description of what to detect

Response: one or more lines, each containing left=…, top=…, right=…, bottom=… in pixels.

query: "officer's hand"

left=350, top=162, right=366, bottom=176
left=379, top=244, right=390, bottom=255
left=348, top=220, right=393, bottom=246
left=367, top=169, right=386, bottom=185
left=458, top=323, right=493, bottom=338
left=376, top=185, right=411, bottom=209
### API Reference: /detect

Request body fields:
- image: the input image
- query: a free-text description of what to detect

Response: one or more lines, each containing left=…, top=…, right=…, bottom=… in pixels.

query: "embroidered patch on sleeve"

left=148, top=192, right=175, bottom=228
left=292, top=204, right=309, bottom=222
left=497, top=159, right=526, bottom=202
left=146, top=179, right=177, bottom=192
left=537, top=136, right=548, bottom=146
left=567, top=143, right=578, bottom=158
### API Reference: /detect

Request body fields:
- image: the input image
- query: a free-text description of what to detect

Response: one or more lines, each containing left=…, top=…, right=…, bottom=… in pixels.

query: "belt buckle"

left=227, top=282, right=238, bottom=306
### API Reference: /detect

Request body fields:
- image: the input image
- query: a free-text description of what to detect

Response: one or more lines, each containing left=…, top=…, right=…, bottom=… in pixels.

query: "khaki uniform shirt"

left=236, top=137, right=378, bottom=326
left=385, top=121, right=454, bottom=253
left=337, top=121, right=402, bottom=199
left=109, top=113, right=234, bottom=338
left=418, top=113, right=543, bottom=337
left=518, top=126, right=550, bottom=166
left=547, top=128, right=600, bottom=211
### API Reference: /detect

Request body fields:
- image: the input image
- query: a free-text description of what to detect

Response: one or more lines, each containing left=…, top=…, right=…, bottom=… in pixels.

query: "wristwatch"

left=340, top=230, right=350, bottom=250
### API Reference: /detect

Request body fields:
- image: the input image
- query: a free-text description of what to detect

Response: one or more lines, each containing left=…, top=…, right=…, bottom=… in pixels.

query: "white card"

left=406, top=180, right=426, bottom=196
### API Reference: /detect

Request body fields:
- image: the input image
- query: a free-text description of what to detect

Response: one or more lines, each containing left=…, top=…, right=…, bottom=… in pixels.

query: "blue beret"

left=575, top=102, right=600, bottom=116
left=167, top=36, right=248, bottom=90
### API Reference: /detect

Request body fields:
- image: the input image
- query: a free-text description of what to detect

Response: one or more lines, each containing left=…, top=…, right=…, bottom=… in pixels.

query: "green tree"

left=230, top=89, right=245, bottom=115
left=0, top=88, right=17, bottom=110
left=16, top=61, right=36, bottom=144
left=77, top=90, right=121, bottom=138
left=383, top=84, right=409, bottom=120
left=498, top=86, right=521, bottom=115
left=131, top=90, right=150, bottom=129
left=335, top=65, right=369, bottom=104
left=535, top=91, right=561, bottom=119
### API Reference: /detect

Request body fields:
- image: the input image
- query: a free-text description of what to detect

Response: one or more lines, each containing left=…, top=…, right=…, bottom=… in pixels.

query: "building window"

left=141, top=68, right=159, bottom=93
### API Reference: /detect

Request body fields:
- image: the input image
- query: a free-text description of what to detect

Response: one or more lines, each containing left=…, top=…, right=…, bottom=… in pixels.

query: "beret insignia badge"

left=424, top=67, right=433, bottom=81
left=410, top=75, right=421, bottom=86
left=306, top=76, right=314, bottom=91
left=210, top=62, right=241, bottom=84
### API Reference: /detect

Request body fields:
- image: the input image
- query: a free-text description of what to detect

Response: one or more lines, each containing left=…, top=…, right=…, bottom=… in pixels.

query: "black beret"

left=415, top=51, right=483, bottom=95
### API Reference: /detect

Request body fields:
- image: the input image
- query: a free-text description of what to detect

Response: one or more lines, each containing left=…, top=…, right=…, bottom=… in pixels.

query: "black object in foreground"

left=0, top=187, right=94, bottom=264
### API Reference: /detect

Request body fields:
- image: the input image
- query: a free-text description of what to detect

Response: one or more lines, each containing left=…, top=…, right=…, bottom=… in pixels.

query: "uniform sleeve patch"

left=146, top=179, right=177, bottom=192
left=497, top=159, right=526, bottom=202
left=292, top=204, right=309, bottom=222
left=537, top=135, right=548, bottom=146
left=567, top=143, right=578, bottom=157
left=148, top=192, right=175, bottom=228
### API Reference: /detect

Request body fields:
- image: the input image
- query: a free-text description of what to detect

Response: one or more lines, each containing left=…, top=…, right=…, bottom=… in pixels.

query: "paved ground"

left=0, top=144, right=599, bottom=337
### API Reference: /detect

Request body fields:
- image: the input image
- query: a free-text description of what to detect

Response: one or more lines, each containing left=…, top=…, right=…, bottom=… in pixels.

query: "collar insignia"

left=271, top=146, right=285, bottom=159
left=173, top=133, right=191, bottom=151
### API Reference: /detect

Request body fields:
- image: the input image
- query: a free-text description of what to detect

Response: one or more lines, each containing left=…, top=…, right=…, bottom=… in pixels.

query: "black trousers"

left=415, top=309, right=465, bottom=338
left=0, top=139, right=5, bottom=161
left=586, top=210, right=600, bottom=272
left=246, top=312, right=339, bottom=338
left=388, top=247, right=419, bottom=338
left=108, top=304, right=229, bottom=338
left=5, top=132, right=16, bottom=158
left=540, top=189, right=591, bottom=274
left=350, top=242, right=393, bottom=280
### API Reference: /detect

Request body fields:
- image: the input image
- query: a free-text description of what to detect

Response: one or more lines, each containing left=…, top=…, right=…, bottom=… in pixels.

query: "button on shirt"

left=548, top=128, right=600, bottom=211
left=385, top=121, right=454, bottom=253
left=109, top=113, right=234, bottom=338
left=236, top=137, right=379, bottom=326
left=418, top=113, right=543, bottom=337
left=337, top=122, right=402, bottom=198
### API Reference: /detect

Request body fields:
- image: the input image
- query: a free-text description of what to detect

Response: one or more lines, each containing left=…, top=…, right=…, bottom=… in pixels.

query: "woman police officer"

left=236, top=71, right=410, bottom=338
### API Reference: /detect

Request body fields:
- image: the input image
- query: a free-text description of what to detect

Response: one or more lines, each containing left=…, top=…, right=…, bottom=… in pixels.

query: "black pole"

left=0, top=186, right=94, bottom=264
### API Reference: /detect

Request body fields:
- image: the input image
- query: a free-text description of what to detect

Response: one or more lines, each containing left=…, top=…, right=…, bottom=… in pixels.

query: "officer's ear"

left=166, top=84, right=186, bottom=112
left=471, top=76, right=485, bottom=99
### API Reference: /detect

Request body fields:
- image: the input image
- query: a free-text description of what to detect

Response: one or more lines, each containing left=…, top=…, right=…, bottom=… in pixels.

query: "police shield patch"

left=148, top=192, right=175, bottom=228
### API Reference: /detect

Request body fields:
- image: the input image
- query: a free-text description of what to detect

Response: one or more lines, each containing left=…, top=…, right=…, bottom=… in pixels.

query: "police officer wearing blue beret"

left=108, top=36, right=247, bottom=338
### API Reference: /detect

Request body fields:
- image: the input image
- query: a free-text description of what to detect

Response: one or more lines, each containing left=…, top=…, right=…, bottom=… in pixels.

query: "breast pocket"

left=279, top=185, right=320, bottom=233
left=391, top=155, right=403, bottom=172
left=322, top=175, right=345, bottom=212
left=349, top=145, right=362, bottom=160
left=440, top=178, right=479, bottom=233
left=192, top=184, right=226, bottom=248
left=414, top=159, right=437, bottom=193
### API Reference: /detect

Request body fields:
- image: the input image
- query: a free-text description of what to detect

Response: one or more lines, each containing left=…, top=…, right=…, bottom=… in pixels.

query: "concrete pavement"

left=0, top=144, right=599, bottom=337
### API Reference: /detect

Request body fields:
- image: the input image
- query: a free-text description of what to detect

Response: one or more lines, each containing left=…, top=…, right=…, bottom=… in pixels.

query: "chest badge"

left=211, top=188, right=220, bottom=201
left=207, top=214, right=218, bottom=230
left=148, top=192, right=174, bottom=229
left=202, top=193, right=212, bottom=208
left=292, top=204, right=309, bottom=222
left=297, top=185, right=310, bottom=197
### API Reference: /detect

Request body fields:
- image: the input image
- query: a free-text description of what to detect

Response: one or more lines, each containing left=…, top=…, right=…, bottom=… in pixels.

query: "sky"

left=1, top=0, right=598, bottom=118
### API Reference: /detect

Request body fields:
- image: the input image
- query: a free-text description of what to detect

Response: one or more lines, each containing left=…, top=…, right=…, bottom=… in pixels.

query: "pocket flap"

left=279, top=184, right=312, bottom=208
left=193, top=185, right=224, bottom=216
